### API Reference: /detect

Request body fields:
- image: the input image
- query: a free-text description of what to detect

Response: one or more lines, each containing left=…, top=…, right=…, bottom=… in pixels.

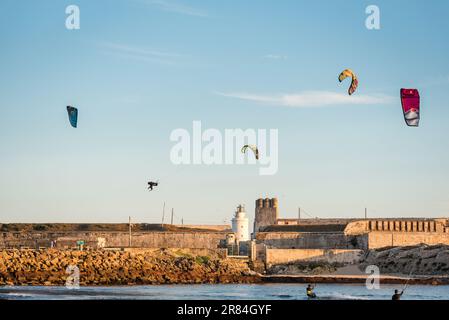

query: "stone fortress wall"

left=253, top=197, right=449, bottom=264
left=2, top=198, right=449, bottom=258
left=265, top=248, right=364, bottom=265
left=256, top=232, right=367, bottom=250
left=256, top=218, right=449, bottom=251
left=345, top=219, right=449, bottom=249
left=0, top=231, right=229, bottom=250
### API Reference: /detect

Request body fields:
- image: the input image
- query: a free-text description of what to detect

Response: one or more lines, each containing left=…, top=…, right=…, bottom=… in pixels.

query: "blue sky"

left=1, top=0, right=449, bottom=225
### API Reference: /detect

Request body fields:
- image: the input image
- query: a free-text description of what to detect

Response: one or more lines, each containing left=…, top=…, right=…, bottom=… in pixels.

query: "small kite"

left=66, top=106, right=78, bottom=128
left=338, top=69, right=358, bottom=95
left=400, top=89, right=420, bottom=127
left=147, top=181, right=159, bottom=191
left=241, top=144, right=259, bottom=160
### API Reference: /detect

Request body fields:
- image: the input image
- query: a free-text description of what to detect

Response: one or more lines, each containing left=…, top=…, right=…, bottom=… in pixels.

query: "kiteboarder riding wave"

left=306, top=284, right=317, bottom=299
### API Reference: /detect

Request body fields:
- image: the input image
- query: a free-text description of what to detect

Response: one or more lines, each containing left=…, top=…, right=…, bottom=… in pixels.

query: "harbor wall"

left=255, top=232, right=367, bottom=250
left=255, top=230, right=449, bottom=252
left=265, top=248, right=364, bottom=265
left=0, top=231, right=229, bottom=250
left=368, top=232, right=449, bottom=249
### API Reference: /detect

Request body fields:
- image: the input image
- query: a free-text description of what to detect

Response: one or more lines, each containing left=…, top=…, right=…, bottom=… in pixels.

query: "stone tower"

left=254, top=198, right=279, bottom=233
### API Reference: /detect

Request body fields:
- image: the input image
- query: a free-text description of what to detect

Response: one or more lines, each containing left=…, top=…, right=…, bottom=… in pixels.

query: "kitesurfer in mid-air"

left=306, top=284, right=316, bottom=299
left=147, top=181, right=158, bottom=191
left=392, top=289, right=404, bottom=300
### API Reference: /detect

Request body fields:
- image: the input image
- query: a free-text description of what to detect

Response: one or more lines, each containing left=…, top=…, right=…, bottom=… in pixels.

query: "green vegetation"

left=195, top=256, right=210, bottom=265
left=174, top=250, right=193, bottom=259
left=33, top=224, right=49, bottom=231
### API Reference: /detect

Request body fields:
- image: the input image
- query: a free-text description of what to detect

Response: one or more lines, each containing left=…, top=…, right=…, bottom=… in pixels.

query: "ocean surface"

left=1, top=284, right=449, bottom=300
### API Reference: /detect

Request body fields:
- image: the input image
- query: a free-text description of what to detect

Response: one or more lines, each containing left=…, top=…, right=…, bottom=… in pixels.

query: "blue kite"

left=66, top=106, right=78, bottom=128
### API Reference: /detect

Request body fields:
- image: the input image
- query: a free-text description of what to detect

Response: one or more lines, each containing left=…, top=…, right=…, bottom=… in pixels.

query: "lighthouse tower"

left=232, top=205, right=249, bottom=242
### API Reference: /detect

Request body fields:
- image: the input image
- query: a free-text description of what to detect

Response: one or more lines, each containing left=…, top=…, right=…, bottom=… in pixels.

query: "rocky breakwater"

left=0, top=248, right=260, bottom=286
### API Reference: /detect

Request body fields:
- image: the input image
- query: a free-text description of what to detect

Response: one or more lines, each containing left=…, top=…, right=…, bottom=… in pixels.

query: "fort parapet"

left=255, top=217, right=449, bottom=252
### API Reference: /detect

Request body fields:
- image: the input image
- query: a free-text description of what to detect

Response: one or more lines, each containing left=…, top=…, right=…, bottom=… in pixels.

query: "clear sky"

left=1, top=0, right=449, bottom=225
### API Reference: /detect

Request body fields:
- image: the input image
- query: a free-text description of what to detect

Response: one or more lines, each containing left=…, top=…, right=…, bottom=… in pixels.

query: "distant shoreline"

left=1, top=276, right=448, bottom=286
left=261, top=274, right=449, bottom=285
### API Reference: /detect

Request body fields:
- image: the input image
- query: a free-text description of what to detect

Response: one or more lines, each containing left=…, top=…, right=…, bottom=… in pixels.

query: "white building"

left=232, top=205, right=249, bottom=242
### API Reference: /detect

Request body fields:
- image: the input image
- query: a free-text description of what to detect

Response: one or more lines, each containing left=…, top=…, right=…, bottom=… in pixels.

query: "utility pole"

left=162, top=202, right=166, bottom=226
left=298, top=207, right=301, bottom=221
left=171, top=208, right=174, bottom=225
left=128, top=216, right=132, bottom=247
left=181, top=218, right=184, bottom=226
left=365, top=208, right=369, bottom=232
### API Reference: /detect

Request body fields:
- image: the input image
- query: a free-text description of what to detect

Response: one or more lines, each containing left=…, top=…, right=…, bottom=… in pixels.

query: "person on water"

left=392, top=289, right=404, bottom=300
left=306, top=284, right=316, bottom=298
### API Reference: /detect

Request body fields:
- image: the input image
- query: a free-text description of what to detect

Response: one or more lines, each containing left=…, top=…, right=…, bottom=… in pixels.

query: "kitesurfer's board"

left=400, top=89, right=420, bottom=127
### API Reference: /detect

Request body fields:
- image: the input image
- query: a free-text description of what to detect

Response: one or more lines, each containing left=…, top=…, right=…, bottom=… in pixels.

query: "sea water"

left=1, top=284, right=449, bottom=300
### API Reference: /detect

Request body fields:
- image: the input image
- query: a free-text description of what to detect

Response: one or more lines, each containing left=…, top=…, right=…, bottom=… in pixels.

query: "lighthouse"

left=232, top=205, right=249, bottom=242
